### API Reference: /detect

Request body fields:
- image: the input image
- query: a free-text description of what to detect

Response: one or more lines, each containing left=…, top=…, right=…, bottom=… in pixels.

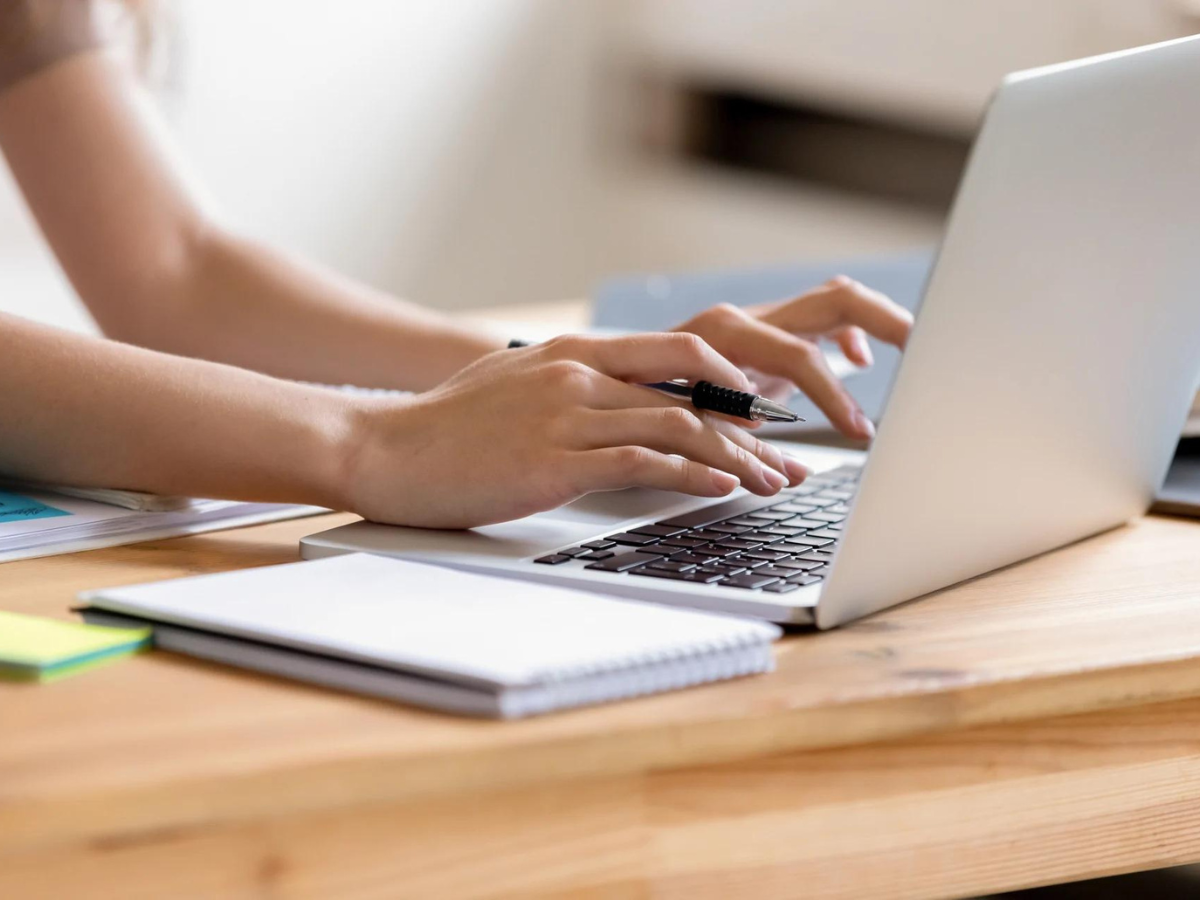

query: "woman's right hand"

left=343, top=333, right=810, bottom=529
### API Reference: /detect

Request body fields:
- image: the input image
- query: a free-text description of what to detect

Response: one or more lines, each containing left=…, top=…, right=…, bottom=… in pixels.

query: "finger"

left=721, top=314, right=874, bottom=439
left=541, top=332, right=752, bottom=392
left=705, top=415, right=811, bottom=486
left=586, top=377, right=804, bottom=480
left=571, top=408, right=787, bottom=495
left=571, top=446, right=740, bottom=497
left=765, top=276, right=913, bottom=348
left=833, top=325, right=874, bottom=368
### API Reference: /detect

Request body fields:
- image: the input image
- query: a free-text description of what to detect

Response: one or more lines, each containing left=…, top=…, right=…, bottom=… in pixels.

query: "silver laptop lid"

left=818, top=35, right=1200, bottom=628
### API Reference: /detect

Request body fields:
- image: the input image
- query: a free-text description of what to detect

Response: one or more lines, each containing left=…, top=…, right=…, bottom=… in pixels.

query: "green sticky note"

left=0, top=611, right=151, bottom=682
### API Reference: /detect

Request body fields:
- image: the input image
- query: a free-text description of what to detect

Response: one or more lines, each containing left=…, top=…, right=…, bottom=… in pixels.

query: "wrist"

left=327, top=392, right=425, bottom=520
left=321, top=394, right=378, bottom=515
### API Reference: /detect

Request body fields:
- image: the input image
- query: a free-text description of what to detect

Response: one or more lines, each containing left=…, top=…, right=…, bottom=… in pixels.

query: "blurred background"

left=3, top=0, right=1199, bottom=333
left=4, top=3, right=1200, bottom=895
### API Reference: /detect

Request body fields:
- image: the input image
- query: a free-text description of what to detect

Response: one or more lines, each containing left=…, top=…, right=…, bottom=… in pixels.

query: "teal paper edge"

left=0, top=636, right=151, bottom=680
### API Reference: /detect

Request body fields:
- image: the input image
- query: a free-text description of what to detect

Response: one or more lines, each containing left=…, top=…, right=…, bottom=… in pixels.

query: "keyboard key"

left=722, top=572, right=782, bottom=590
left=753, top=566, right=800, bottom=580
left=807, top=529, right=842, bottom=541
left=637, top=545, right=684, bottom=557
left=774, top=559, right=823, bottom=571
left=746, top=510, right=797, bottom=522
left=534, top=554, right=572, bottom=565
left=736, top=557, right=770, bottom=568
left=582, top=540, right=617, bottom=550
left=742, top=549, right=791, bottom=562
left=658, top=494, right=790, bottom=530
left=714, top=538, right=765, bottom=551
left=693, top=545, right=739, bottom=558
left=755, top=525, right=805, bottom=537
left=802, top=497, right=840, bottom=509
left=742, top=531, right=789, bottom=544
left=631, top=567, right=726, bottom=584
left=725, top=516, right=775, bottom=528
left=662, top=536, right=710, bottom=550
left=689, top=529, right=729, bottom=542
left=607, top=532, right=661, bottom=547
left=669, top=552, right=713, bottom=567
left=700, top=562, right=748, bottom=576
left=578, top=550, right=615, bottom=560
left=783, top=536, right=834, bottom=548
left=802, top=477, right=837, bottom=488
left=790, top=517, right=832, bottom=530
left=808, top=512, right=845, bottom=524
left=821, top=489, right=854, bottom=501
left=557, top=547, right=592, bottom=558
left=629, top=524, right=687, bottom=538
left=648, top=559, right=697, bottom=573
left=786, top=575, right=824, bottom=586
left=771, top=502, right=818, bottom=515
left=707, top=522, right=753, bottom=535
left=825, top=464, right=864, bottom=479
left=585, top=551, right=661, bottom=572
left=763, top=582, right=801, bottom=594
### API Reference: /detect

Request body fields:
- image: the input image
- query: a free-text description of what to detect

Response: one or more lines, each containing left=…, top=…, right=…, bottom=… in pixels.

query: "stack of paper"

left=80, top=554, right=781, bottom=718
left=0, top=488, right=322, bottom=563
left=0, top=611, right=150, bottom=682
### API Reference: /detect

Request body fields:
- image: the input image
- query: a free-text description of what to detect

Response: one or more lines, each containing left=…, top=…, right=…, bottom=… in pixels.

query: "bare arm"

left=0, top=312, right=360, bottom=504
left=0, top=1, right=910, bottom=525
left=0, top=49, right=502, bottom=391
left=0, top=312, right=809, bottom=526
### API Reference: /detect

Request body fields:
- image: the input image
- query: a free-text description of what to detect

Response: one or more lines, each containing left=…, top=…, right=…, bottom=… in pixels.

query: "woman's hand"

left=345, top=333, right=811, bottom=529
left=673, top=276, right=914, bottom=440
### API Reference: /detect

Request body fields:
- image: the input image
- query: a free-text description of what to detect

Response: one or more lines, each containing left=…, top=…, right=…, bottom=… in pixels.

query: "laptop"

left=303, top=35, right=1200, bottom=629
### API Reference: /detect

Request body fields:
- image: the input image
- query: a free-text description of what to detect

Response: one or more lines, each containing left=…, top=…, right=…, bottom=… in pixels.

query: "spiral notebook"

left=78, top=554, right=779, bottom=718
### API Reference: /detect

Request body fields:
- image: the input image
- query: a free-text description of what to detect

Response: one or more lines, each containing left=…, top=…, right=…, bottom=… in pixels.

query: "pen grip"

left=691, top=381, right=756, bottom=419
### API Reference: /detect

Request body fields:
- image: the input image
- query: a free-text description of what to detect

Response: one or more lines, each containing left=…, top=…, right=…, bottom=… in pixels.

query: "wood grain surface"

left=6, top=506, right=1200, bottom=893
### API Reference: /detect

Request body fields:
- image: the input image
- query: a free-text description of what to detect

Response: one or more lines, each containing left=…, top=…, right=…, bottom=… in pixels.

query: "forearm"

left=0, top=49, right=502, bottom=393
left=0, top=313, right=362, bottom=506
left=130, top=232, right=505, bottom=391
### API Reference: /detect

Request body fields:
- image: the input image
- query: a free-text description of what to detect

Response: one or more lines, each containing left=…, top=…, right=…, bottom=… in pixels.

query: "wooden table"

left=7, top=506, right=1200, bottom=899
left=8, top=299, right=1200, bottom=898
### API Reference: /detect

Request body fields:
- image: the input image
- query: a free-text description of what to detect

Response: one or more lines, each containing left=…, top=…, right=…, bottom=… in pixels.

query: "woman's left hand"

left=673, top=275, right=913, bottom=440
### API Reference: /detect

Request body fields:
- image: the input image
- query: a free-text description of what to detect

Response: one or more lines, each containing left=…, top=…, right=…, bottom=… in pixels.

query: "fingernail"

left=760, top=464, right=787, bottom=492
left=855, top=334, right=874, bottom=367
left=854, top=411, right=875, bottom=439
left=711, top=471, right=740, bottom=494
left=783, top=456, right=811, bottom=485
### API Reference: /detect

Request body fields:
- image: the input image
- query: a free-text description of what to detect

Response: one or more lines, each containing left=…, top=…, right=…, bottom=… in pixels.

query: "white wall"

left=168, top=0, right=585, bottom=302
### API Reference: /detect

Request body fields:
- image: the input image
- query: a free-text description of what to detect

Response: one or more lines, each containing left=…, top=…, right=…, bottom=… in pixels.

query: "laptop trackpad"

left=304, top=487, right=697, bottom=563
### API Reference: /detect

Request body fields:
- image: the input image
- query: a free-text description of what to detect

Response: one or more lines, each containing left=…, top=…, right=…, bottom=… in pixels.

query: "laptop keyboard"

left=532, top=464, right=862, bottom=595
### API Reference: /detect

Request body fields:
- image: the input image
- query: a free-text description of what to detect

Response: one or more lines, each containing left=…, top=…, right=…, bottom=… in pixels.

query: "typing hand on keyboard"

left=671, top=277, right=912, bottom=440
left=346, top=333, right=810, bottom=529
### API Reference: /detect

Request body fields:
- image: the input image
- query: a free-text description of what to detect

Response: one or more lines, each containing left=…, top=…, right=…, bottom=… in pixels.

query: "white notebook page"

left=83, top=554, right=780, bottom=687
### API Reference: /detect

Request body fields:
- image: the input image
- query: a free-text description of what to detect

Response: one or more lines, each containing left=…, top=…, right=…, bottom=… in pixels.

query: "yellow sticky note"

left=0, top=610, right=150, bottom=682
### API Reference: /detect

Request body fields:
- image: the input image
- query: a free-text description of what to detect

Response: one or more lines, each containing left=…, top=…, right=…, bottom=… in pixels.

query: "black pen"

left=507, top=339, right=803, bottom=424
left=644, top=380, right=803, bottom=423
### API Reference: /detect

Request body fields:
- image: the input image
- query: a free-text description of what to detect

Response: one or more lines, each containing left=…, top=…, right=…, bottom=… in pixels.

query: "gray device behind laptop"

left=303, top=36, right=1200, bottom=628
